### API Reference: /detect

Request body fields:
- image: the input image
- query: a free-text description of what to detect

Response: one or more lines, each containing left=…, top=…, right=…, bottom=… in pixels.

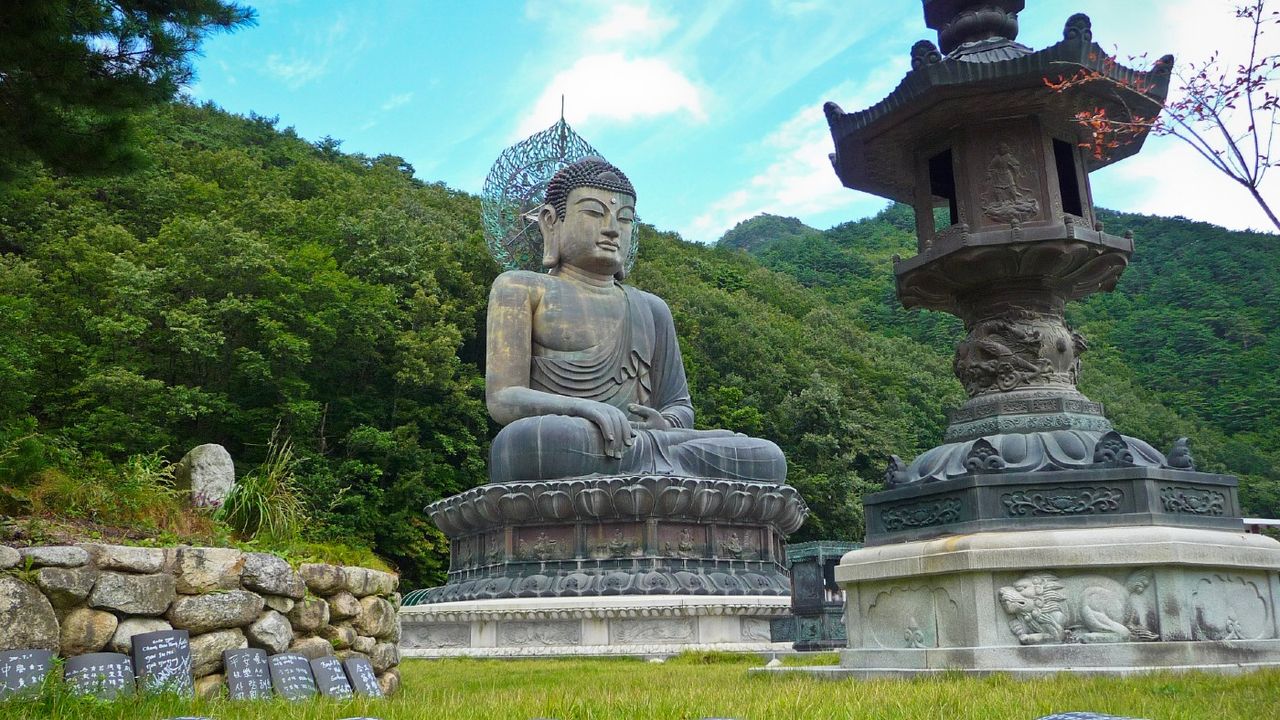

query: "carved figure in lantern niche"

left=982, top=142, right=1039, bottom=223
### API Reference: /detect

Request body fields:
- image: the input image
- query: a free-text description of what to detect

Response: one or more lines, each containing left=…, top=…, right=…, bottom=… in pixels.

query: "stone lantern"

left=826, top=2, right=1174, bottom=484
left=815, top=0, right=1280, bottom=676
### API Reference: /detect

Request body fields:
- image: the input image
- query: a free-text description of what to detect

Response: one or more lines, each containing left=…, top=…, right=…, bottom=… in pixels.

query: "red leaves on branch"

left=1044, top=0, right=1279, bottom=231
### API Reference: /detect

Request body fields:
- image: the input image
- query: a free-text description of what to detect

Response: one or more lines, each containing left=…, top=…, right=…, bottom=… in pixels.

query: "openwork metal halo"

left=480, top=118, right=638, bottom=273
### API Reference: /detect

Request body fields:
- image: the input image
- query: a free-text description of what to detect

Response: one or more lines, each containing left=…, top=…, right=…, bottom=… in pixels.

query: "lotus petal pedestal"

left=400, top=475, right=808, bottom=657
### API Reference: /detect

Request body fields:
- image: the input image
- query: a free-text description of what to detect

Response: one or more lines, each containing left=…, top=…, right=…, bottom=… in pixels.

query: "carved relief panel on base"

left=996, top=569, right=1159, bottom=646
left=1191, top=574, right=1275, bottom=641
left=864, top=584, right=960, bottom=649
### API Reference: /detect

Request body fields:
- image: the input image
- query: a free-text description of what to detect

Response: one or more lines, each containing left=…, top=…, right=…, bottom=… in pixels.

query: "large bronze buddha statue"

left=485, top=158, right=787, bottom=483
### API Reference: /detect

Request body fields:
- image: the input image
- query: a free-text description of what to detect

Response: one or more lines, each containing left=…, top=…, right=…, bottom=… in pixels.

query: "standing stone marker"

left=0, top=649, right=54, bottom=699
left=342, top=656, right=383, bottom=697
left=131, top=629, right=194, bottom=696
left=311, top=656, right=354, bottom=699
left=223, top=648, right=272, bottom=700
left=64, top=652, right=135, bottom=699
left=176, top=443, right=235, bottom=509
left=268, top=652, right=318, bottom=700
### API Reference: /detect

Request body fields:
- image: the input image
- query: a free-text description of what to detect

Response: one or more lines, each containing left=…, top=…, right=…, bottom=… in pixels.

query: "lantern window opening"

left=928, top=148, right=959, bottom=231
left=1052, top=138, right=1084, bottom=218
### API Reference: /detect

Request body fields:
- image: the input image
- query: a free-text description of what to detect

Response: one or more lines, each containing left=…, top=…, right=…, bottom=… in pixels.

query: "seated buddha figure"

left=486, top=157, right=787, bottom=484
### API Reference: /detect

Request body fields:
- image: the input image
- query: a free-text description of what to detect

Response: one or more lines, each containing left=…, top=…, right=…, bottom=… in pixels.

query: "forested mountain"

left=2, top=103, right=1275, bottom=588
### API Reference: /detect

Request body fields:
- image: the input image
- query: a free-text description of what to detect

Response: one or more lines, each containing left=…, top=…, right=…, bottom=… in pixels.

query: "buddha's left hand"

left=627, top=403, right=673, bottom=430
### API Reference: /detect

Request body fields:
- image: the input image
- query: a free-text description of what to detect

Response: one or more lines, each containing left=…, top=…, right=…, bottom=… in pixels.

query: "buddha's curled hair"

left=545, top=157, right=636, bottom=219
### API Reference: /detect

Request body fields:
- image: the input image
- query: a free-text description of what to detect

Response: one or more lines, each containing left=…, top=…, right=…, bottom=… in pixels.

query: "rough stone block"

left=246, top=610, right=293, bottom=655
left=376, top=667, right=400, bottom=696
left=88, top=571, right=175, bottom=616
left=369, top=570, right=398, bottom=596
left=352, top=634, right=376, bottom=654
left=109, top=617, right=174, bottom=654
left=262, top=594, right=295, bottom=613
left=19, top=545, right=89, bottom=568
left=0, top=545, right=19, bottom=570
left=369, top=641, right=399, bottom=672
left=288, top=635, right=333, bottom=660
left=299, top=563, right=345, bottom=595
left=321, top=623, right=355, bottom=650
left=60, top=607, right=118, bottom=656
left=242, top=552, right=305, bottom=598
left=0, top=577, right=59, bottom=651
left=287, top=596, right=330, bottom=633
left=195, top=672, right=225, bottom=699
left=342, top=566, right=395, bottom=596
left=189, top=628, right=247, bottom=678
left=174, top=547, right=245, bottom=593
left=82, top=543, right=166, bottom=574
left=336, top=649, right=371, bottom=663
left=327, top=591, right=361, bottom=621
left=168, top=590, right=265, bottom=634
left=354, top=596, right=396, bottom=639
left=35, top=566, right=98, bottom=608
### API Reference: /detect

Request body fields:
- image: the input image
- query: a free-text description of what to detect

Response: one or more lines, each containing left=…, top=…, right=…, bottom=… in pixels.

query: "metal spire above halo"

left=480, top=101, right=639, bottom=273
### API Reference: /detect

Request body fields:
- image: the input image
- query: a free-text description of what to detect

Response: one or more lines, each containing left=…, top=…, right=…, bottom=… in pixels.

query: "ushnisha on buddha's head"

left=537, top=157, right=637, bottom=281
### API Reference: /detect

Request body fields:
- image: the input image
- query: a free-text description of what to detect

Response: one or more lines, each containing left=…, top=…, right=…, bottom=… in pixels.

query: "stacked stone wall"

left=0, top=544, right=400, bottom=696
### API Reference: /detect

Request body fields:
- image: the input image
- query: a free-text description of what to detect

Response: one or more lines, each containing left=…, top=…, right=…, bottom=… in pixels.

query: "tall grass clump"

left=216, top=430, right=306, bottom=541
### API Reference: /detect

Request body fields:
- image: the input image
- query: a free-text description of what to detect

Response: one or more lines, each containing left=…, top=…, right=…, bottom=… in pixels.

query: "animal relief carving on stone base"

left=997, top=570, right=1158, bottom=645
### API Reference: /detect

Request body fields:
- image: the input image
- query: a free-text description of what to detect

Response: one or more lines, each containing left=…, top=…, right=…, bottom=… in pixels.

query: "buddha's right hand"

left=572, top=400, right=636, bottom=459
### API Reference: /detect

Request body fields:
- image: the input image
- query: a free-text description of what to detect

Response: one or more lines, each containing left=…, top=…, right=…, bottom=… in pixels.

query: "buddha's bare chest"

left=532, top=289, right=627, bottom=353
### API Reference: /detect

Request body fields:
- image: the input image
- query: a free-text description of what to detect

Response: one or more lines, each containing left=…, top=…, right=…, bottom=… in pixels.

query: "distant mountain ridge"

left=717, top=213, right=821, bottom=253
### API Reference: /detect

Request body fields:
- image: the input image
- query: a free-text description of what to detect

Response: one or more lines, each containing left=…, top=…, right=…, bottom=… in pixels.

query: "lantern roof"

left=825, top=10, right=1173, bottom=203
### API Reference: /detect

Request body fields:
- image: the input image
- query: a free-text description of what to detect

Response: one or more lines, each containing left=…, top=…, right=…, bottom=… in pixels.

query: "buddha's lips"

left=596, top=239, right=619, bottom=251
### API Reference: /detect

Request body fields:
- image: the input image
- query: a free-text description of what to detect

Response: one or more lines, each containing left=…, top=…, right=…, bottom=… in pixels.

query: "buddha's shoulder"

left=620, top=283, right=674, bottom=318
left=490, top=270, right=551, bottom=295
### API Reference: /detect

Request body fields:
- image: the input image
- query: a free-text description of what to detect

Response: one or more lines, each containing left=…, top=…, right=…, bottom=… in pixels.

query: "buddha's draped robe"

left=489, top=285, right=786, bottom=483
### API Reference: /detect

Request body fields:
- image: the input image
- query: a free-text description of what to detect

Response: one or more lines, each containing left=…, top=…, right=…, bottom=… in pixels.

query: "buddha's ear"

left=538, top=203, right=560, bottom=269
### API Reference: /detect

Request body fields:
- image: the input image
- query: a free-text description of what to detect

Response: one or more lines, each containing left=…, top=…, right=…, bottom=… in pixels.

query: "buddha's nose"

left=601, top=225, right=619, bottom=239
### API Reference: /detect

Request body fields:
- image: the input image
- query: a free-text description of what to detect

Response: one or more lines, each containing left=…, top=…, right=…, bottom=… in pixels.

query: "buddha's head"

left=539, top=157, right=636, bottom=280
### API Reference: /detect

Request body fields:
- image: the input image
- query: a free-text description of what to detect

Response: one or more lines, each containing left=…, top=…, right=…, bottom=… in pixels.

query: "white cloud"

left=588, top=2, right=676, bottom=44
left=515, top=53, right=707, bottom=136
left=381, top=92, right=414, bottom=111
left=263, top=16, right=350, bottom=90
left=1097, top=137, right=1276, bottom=233
left=513, top=1, right=706, bottom=136
left=265, top=53, right=328, bottom=88
left=684, top=61, right=909, bottom=244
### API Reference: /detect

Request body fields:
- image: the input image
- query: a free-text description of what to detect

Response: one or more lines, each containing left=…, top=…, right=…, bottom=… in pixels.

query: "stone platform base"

left=788, top=526, right=1280, bottom=677
left=398, top=595, right=792, bottom=658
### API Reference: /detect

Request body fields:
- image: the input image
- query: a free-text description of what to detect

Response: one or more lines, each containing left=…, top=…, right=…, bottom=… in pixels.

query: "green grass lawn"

left=4, top=653, right=1279, bottom=719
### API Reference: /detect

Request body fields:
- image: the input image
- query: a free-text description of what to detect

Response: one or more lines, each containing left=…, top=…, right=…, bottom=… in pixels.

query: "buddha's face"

left=543, top=185, right=635, bottom=278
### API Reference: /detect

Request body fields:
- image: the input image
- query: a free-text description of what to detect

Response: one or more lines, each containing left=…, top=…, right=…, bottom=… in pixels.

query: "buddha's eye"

left=618, top=214, right=634, bottom=224
left=580, top=208, right=604, bottom=218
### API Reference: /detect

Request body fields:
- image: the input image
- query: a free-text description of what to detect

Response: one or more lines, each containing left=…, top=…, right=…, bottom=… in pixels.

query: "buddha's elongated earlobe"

left=538, top=204, right=560, bottom=269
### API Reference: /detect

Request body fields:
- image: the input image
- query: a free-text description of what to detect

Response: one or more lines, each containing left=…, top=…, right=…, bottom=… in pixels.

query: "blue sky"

left=189, top=0, right=1277, bottom=243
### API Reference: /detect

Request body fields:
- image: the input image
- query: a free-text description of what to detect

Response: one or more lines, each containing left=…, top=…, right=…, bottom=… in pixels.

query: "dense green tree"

left=0, top=1, right=255, bottom=177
